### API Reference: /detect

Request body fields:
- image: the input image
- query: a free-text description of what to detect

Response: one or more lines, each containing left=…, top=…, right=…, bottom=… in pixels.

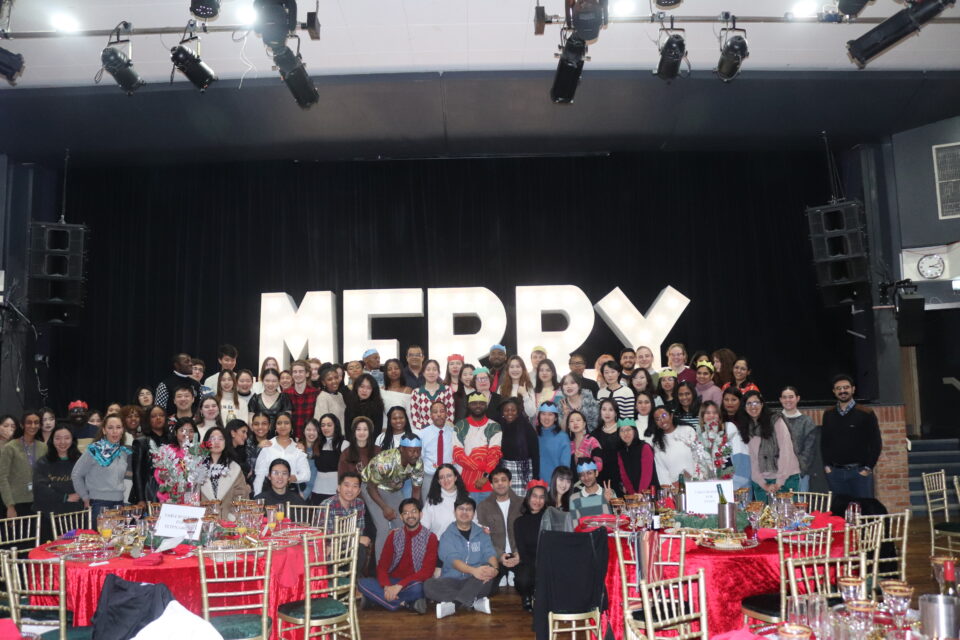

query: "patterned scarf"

left=88, top=440, right=132, bottom=467
left=389, top=525, right=431, bottom=574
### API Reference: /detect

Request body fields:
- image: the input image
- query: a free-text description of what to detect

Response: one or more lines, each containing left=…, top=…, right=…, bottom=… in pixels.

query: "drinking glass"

left=845, top=501, right=861, bottom=525
left=806, top=594, right=828, bottom=638
left=880, top=580, right=910, bottom=611
left=97, top=514, right=113, bottom=550
left=839, top=576, right=866, bottom=603
left=885, top=585, right=914, bottom=631
left=144, top=515, right=159, bottom=552
left=846, top=599, right=876, bottom=638
left=786, top=595, right=809, bottom=625
left=778, top=623, right=813, bottom=640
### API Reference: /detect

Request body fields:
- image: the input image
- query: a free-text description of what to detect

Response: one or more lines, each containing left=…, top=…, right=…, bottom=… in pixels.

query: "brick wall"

left=800, top=404, right=910, bottom=513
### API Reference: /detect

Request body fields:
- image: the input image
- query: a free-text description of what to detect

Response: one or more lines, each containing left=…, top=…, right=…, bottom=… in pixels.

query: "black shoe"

left=522, top=597, right=533, bottom=612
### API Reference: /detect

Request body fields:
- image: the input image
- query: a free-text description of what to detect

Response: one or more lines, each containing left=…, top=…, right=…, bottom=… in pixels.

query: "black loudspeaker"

left=806, top=200, right=870, bottom=307
left=27, top=222, right=88, bottom=326
left=896, top=294, right=925, bottom=346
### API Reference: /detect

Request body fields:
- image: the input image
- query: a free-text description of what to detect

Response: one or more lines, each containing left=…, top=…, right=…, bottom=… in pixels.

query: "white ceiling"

left=1, top=0, right=960, bottom=90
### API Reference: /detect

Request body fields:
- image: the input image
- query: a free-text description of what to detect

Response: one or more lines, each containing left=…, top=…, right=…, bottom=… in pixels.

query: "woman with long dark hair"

left=420, top=463, right=469, bottom=536
left=130, top=405, right=170, bottom=506
left=244, top=411, right=273, bottom=486
left=724, top=357, right=760, bottom=395
left=711, top=348, right=737, bottom=388
left=0, top=411, right=44, bottom=517
left=252, top=411, right=309, bottom=495
left=536, top=403, right=567, bottom=485
left=673, top=380, right=701, bottom=430
left=628, top=368, right=655, bottom=399
left=721, top=388, right=751, bottom=496
left=135, top=386, right=155, bottom=410
left=650, top=407, right=698, bottom=486
left=33, top=425, right=83, bottom=541
left=345, top=373, right=385, bottom=438
left=497, top=398, right=540, bottom=497
left=248, top=368, right=293, bottom=425
left=499, top=356, right=537, bottom=420
left=594, top=399, right=620, bottom=487
left=635, top=391, right=658, bottom=443
left=597, top=361, right=635, bottom=420
left=444, top=354, right=468, bottom=421
left=375, top=406, right=415, bottom=452
left=339, top=416, right=376, bottom=477
left=614, top=420, right=658, bottom=496
left=200, top=426, right=249, bottom=520
left=549, top=465, right=574, bottom=511
left=744, top=390, right=800, bottom=502
left=568, top=411, right=603, bottom=473
left=410, top=359, right=456, bottom=428
left=39, top=407, right=58, bottom=444
left=533, top=360, right=562, bottom=411
left=513, top=481, right=549, bottom=611
left=657, top=369, right=679, bottom=413
left=557, top=373, right=599, bottom=432
left=381, top=358, right=413, bottom=420
left=311, top=414, right=348, bottom=504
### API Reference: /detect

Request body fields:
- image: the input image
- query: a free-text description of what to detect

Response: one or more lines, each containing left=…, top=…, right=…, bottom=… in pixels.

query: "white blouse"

left=653, top=425, right=699, bottom=483
left=252, top=438, right=311, bottom=495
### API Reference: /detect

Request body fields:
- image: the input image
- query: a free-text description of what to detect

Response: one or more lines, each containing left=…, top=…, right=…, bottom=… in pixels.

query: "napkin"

left=133, top=553, right=164, bottom=566
left=156, top=536, right=185, bottom=553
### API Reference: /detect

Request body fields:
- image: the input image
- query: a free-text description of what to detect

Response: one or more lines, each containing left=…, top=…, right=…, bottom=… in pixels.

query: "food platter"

left=274, top=526, right=323, bottom=539
left=47, top=539, right=107, bottom=556
left=266, top=536, right=299, bottom=549
left=64, top=549, right=120, bottom=563
left=696, top=534, right=759, bottom=551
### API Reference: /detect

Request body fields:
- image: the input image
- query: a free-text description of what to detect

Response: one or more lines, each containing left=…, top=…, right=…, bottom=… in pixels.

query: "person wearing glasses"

left=254, top=458, right=306, bottom=507
left=820, top=374, right=881, bottom=499
left=743, top=390, right=800, bottom=503
left=567, top=352, right=599, bottom=396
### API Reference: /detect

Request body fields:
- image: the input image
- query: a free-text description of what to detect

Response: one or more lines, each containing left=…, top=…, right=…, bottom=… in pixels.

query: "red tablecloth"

left=579, top=512, right=848, bottom=638
left=29, top=538, right=307, bottom=640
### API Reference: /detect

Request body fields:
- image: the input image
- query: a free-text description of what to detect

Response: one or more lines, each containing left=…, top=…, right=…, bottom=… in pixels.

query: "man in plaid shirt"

left=321, top=471, right=370, bottom=569
left=283, top=359, right=318, bottom=439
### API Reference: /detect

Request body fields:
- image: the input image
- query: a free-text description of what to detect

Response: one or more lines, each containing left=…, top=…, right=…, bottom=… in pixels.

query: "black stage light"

left=656, top=0, right=682, bottom=7
left=847, top=0, right=955, bottom=68
left=838, top=0, right=871, bottom=17
left=655, top=33, right=685, bottom=81
left=171, top=45, right=217, bottom=91
left=272, top=45, right=319, bottom=108
left=716, top=34, right=748, bottom=81
left=190, top=0, right=220, bottom=20
left=551, top=33, right=586, bottom=104
left=101, top=47, right=145, bottom=95
left=572, top=0, right=605, bottom=41
left=0, top=46, right=24, bottom=85
left=255, top=0, right=298, bottom=49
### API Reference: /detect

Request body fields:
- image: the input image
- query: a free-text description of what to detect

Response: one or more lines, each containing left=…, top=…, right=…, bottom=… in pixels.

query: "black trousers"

left=515, top=563, right=536, bottom=599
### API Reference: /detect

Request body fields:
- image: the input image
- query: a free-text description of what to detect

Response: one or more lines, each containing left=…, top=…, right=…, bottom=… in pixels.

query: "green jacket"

left=0, top=438, right=48, bottom=506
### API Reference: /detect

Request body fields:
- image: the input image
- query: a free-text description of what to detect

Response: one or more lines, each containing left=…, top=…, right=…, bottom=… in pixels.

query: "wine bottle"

left=678, top=474, right=686, bottom=495
left=717, top=484, right=727, bottom=505
left=945, top=560, right=958, bottom=596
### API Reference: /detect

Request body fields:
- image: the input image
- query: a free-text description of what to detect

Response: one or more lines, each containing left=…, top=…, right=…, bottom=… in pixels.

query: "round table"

left=580, top=512, right=847, bottom=638
left=29, top=537, right=307, bottom=640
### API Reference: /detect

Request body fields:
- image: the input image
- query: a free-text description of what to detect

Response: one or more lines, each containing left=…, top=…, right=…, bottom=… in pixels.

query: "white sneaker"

left=436, top=602, right=455, bottom=619
left=498, top=575, right=508, bottom=587
left=507, top=572, right=515, bottom=587
left=473, top=597, right=491, bottom=614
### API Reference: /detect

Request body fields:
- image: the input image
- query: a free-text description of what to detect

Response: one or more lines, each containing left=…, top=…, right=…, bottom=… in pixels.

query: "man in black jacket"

left=820, top=374, right=882, bottom=499
left=154, top=353, right=201, bottom=415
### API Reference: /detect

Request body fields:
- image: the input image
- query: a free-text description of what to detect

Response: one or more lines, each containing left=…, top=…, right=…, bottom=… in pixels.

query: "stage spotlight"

left=0, top=46, right=24, bottom=85
left=272, top=45, right=319, bottom=108
left=655, top=32, right=686, bottom=81
left=551, top=33, right=586, bottom=104
left=101, top=47, right=145, bottom=95
left=190, top=0, right=221, bottom=20
left=716, top=33, right=748, bottom=81
left=847, top=0, right=955, bottom=68
left=171, top=45, right=217, bottom=91
left=655, top=0, right=682, bottom=7
left=571, top=0, right=606, bottom=41
left=838, top=0, right=872, bottom=17
left=254, top=0, right=298, bottom=49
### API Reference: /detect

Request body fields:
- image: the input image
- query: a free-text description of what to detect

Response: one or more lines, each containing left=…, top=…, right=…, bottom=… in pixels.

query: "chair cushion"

left=210, top=613, right=271, bottom=640
left=934, top=522, right=960, bottom=533
left=277, top=597, right=348, bottom=621
left=741, top=592, right=781, bottom=618
left=40, top=626, right=94, bottom=640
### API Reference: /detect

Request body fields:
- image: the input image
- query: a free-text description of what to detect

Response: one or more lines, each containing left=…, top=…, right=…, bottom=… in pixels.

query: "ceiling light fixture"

left=551, top=32, right=586, bottom=103
left=253, top=0, right=320, bottom=108
left=0, top=45, right=24, bottom=85
left=847, top=0, right=955, bottom=68
left=97, top=21, right=144, bottom=95
left=190, top=0, right=221, bottom=20
left=272, top=44, right=319, bottom=108
left=837, top=0, right=872, bottom=17
left=716, top=17, right=749, bottom=82
left=170, top=20, right=217, bottom=91
left=655, top=29, right=687, bottom=81
left=50, top=13, right=80, bottom=32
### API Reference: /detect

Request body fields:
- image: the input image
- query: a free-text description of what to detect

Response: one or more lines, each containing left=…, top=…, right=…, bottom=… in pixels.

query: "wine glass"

left=144, top=515, right=159, bottom=552
left=839, top=576, right=865, bottom=603
left=128, top=504, right=143, bottom=527
left=845, top=599, right=876, bottom=637
left=275, top=507, right=286, bottom=530
left=98, top=515, right=115, bottom=551
left=778, top=623, right=813, bottom=640
left=884, top=585, right=914, bottom=631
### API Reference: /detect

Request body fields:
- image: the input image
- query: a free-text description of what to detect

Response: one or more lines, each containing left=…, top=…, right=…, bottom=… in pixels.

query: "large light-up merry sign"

left=259, top=285, right=689, bottom=370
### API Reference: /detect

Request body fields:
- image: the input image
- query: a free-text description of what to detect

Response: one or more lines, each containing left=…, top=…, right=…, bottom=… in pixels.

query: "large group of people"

left=0, top=340, right=883, bottom=618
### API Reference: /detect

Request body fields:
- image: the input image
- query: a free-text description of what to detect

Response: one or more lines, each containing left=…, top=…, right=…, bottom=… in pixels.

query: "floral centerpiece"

left=151, top=437, right=214, bottom=505
left=697, top=419, right=734, bottom=480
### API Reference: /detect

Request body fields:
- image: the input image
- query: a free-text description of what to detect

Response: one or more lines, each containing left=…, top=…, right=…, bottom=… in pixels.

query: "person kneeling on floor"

left=424, top=495, right=499, bottom=619
left=358, top=497, right=437, bottom=614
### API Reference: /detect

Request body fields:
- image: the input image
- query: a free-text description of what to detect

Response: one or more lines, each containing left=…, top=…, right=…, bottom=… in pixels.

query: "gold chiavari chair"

left=635, top=568, right=708, bottom=640
left=0, top=512, right=42, bottom=549
left=277, top=530, right=360, bottom=640
left=786, top=552, right=868, bottom=603
left=790, top=490, right=832, bottom=514
left=49, top=509, right=92, bottom=540
left=741, top=526, right=833, bottom=628
left=197, top=544, right=274, bottom=640
left=858, top=510, right=910, bottom=588
left=2, top=553, right=91, bottom=640
left=923, top=470, right=960, bottom=554
left=286, top=503, right=330, bottom=530
left=843, top=519, right=883, bottom=589
left=650, top=531, right=687, bottom=581
left=548, top=609, right=602, bottom=640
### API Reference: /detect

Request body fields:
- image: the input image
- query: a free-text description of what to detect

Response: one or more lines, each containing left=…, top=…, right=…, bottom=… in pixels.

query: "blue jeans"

left=825, top=466, right=874, bottom=499
left=798, top=475, right=811, bottom=493
left=358, top=577, right=424, bottom=611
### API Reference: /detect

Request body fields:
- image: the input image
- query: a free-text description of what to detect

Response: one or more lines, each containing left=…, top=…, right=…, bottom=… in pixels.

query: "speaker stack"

left=27, top=222, right=88, bottom=326
left=806, top=200, right=870, bottom=307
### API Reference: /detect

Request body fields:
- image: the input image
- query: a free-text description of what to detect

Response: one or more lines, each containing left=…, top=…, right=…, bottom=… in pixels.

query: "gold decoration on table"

left=757, top=505, right=777, bottom=528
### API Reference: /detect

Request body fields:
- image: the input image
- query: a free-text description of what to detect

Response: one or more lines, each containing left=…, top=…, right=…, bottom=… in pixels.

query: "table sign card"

left=154, top=504, right=206, bottom=540
left=685, top=480, right=734, bottom=515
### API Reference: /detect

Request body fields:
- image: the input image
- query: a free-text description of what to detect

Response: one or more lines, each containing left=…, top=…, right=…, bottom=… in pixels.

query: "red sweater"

left=376, top=525, right=438, bottom=588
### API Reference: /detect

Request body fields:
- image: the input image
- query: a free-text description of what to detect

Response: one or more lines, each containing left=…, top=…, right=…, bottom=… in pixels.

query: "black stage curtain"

left=47, top=151, right=850, bottom=410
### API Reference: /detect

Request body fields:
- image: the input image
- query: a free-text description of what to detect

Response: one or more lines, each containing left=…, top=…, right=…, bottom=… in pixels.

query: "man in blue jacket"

left=424, top=495, right=499, bottom=619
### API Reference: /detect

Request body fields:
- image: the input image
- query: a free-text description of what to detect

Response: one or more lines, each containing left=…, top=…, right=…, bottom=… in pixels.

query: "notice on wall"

left=154, top=504, right=206, bottom=540
left=685, top=480, right=735, bottom=516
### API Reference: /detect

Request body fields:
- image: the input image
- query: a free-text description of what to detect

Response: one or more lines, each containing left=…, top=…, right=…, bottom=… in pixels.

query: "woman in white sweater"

left=252, top=412, right=310, bottom=495
left=650, top=407, right=699, bottom=485
left=419, top=463, right=470, bottom=537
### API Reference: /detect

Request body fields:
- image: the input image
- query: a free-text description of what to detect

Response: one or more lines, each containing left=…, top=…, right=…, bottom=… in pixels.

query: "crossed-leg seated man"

left=357, top=498, right=438, bottom=613
left=424, top=496, right=499, bottom=619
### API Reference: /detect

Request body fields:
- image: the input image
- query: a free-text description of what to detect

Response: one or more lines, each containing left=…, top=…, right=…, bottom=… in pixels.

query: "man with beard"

left=820, top=374, right=882, bottom=499
left=155, top=353, right=201, bottom=414
left=485, top=344, right=507, bottom=390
